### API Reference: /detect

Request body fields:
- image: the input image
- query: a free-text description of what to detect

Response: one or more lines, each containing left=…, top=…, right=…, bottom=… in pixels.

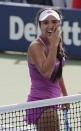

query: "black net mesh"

left=0, top=97, right=81, bottom=131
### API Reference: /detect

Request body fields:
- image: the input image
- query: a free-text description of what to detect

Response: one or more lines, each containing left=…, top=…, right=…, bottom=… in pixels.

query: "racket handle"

left=63, top=108, right=72, bottom=131
left=63, top=108, right=68, bottom=131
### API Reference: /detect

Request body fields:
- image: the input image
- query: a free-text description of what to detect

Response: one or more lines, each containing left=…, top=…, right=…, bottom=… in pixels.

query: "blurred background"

left=0, top=0, right=81, bottom=106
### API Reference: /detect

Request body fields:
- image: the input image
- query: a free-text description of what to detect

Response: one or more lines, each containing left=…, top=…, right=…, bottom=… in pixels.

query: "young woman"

left=24, top=7, right=69, bottom=131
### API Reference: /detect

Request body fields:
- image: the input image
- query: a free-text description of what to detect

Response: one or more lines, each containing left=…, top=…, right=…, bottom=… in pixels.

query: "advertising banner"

left=0, top=2, right=81, bottom=58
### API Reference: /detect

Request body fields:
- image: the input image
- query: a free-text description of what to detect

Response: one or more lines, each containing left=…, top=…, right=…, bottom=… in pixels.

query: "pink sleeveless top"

left=27, top=35, right=65, bottom=102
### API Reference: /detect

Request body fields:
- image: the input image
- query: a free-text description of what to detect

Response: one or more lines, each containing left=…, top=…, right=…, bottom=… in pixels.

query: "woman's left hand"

left=61, top=103, right=70, bottom=111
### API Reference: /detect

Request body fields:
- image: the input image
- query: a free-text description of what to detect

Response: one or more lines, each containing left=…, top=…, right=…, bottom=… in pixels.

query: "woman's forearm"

left=42, top=45, right=57, bottom=77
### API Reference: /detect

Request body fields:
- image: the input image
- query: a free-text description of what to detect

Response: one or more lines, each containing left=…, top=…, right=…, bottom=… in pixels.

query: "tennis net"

left=0, top=94, right=81, bottom=131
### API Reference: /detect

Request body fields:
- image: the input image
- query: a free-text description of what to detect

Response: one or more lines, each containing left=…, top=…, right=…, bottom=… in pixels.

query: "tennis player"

left=24, top=8, right=69, bottom=131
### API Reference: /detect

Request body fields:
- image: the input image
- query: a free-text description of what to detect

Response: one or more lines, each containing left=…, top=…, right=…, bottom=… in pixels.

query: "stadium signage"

left=9, top=16, right=81, bottom=47
left=62, top=21, right=81, bottom=46
left=9, top=16, right=36, bottom=42
left=0, top=3, right=81, bottom=58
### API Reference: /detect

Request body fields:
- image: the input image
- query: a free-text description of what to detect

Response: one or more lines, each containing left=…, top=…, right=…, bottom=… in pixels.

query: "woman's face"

left=40, top=15, right=60, bottom=38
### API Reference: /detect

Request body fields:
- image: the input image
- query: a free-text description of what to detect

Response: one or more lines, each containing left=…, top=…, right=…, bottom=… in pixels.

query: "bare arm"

left=28, top=41, right=57, bottom=78
left=59, top=75, right=68, bottom=96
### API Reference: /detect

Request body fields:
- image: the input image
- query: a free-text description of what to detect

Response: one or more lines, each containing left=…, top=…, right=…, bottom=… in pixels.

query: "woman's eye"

left=42, top=20, right=60, bottom=25
left=53, top=22, right=57, bottom=24
left=52, top=21, right=60, bottom=24
left=52, top=21, right=58, bottom=24
left=43, top=21, right=48, bottom=24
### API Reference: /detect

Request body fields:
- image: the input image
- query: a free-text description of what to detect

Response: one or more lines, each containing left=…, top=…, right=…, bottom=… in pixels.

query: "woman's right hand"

left=48, top=24, right=61, bottom=47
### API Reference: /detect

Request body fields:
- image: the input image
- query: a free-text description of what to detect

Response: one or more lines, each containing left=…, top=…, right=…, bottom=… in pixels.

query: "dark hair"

left=50, top=38, right=65, bottom=82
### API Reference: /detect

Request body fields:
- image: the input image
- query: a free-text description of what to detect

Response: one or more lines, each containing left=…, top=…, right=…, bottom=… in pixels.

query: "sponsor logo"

left=62, top=21, right=81, bottom=46
left=9, top=16, right=81, bottom=46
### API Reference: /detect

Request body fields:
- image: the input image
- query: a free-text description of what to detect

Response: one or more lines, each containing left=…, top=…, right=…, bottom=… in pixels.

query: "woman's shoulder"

left=28, top=38, right=45, bottom=54
left=27, top=39, right=41, bottom=64
left=27, top=38, right=46, bottom=65
left=29, top=38, right=42, bottom=49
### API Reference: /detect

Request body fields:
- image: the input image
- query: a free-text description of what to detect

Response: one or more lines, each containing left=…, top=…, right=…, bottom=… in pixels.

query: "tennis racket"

left=63, top=108, right=72, bottom=131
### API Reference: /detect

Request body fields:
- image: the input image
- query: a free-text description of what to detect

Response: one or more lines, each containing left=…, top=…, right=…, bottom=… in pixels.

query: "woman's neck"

left=40, top=34, right=50, bottom=46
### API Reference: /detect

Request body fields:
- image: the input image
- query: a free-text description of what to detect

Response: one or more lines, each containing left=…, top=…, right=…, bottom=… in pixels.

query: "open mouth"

left=47, top=30, right=53, bottom=35
left=47, top=30, right=53, bottom=33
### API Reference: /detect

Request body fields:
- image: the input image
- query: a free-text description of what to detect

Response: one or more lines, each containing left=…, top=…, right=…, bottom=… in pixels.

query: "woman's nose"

left=48, top=23, right=54, bottom=29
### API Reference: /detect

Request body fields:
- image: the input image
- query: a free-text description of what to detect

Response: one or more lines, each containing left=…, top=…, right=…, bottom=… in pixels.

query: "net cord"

left=0, top=94, right=81, bottom=114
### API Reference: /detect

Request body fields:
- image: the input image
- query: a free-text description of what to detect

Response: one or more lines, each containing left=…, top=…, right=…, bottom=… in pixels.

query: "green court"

left=0, top=51, right=81, bottom=106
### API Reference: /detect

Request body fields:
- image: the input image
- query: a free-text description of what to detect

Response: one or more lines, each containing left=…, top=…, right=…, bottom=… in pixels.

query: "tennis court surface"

left=0, top=94, right=81, bottom=131
left=0, top=52, right=81, bottom=106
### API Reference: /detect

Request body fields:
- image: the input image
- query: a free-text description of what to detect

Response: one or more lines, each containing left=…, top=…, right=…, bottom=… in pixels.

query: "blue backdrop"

left=0, top=2, right=81, bottom=58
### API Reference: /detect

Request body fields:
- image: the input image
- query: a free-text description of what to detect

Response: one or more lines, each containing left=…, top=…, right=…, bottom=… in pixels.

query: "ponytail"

left=50, top=39, right=65, bottom=82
